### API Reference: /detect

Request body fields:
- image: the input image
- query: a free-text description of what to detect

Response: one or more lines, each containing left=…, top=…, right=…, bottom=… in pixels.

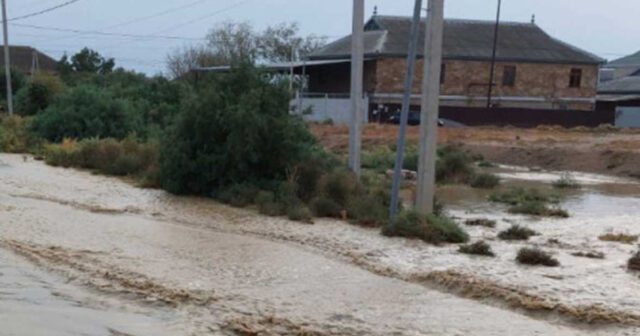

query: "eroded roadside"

left=1, top=153, right=638, bottom=335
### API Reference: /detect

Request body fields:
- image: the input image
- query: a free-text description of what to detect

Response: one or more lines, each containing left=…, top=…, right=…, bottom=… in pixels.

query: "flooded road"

left=0, top=153, right=639, bottom=335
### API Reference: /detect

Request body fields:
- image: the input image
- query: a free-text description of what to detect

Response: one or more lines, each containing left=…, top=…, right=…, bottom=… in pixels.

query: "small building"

left=307, top=15, right=603, bottom=111
left=0, top=46, right=58, bottom=75
left=597, top=69, right=640, bottom=128
left=600, top=50, right=640, bottom=81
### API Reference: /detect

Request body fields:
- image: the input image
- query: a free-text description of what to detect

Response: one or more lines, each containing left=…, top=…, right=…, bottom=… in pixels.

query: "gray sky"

left=7, top=0, right=640, bottom=75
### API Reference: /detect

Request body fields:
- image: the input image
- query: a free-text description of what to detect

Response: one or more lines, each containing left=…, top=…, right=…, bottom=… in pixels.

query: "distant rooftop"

left=598, top=70, right=640, bottom=95
left=607, top=50, right=640, bottom=68
left=310, top=15, right=603, bottom=65
left=0, top=46, right=57, bottom=73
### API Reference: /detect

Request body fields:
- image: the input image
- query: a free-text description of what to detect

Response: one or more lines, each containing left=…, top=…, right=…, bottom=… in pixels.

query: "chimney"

left=373, top=5, right=378, bottom=16
left=531, top=14, right=536, bottom=24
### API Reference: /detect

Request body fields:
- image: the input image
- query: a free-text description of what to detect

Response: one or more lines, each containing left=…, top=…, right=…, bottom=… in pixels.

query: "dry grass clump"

left=464, top=218, right=496, bottom=228
left=571, top=251, right=605, bottom=259
left=599, top=233, right=638, bottom=244
left=458, top=241, right=495, bottom=257
left=516, top=247, right=559, bottom=267
left=498, top=225, right=538, bottom=241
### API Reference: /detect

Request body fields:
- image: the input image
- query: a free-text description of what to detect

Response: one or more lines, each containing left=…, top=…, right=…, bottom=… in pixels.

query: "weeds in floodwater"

left=498, top=225, right=538, bottom=241
left=489, top=187, right=568, bottom=217
left=382, top=209, right=469, bottom=244
left=571, top=251, right=605, bottom=259
left=553, top=172, right=581, bottom=189
left=469, top=173, right=500, bottom=189
left=516, top=248, right=559, bottom=267
left=628, top=252, right=640, bottom=271
left=464, top=218, right=496, bottom=228
left=459, top=241, right=495, bottom=257
left=477, top=160, right=497, bottom=168
left=599, top=233, right=638, bottom=244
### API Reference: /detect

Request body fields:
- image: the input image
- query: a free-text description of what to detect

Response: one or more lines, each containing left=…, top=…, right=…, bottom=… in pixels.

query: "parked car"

left=388, top=111, right=447, bottom=127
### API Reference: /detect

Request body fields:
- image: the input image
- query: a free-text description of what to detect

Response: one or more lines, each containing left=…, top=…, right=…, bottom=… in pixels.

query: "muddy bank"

left=1, top=153, right=639, bottom=335
left=310, top=124, right=640, bottom=179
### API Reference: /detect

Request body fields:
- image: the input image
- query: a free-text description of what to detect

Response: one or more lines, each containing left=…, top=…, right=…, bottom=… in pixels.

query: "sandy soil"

left=310, top=124, right=640, bottom=179
left=1, top=154, right=640, bottom=335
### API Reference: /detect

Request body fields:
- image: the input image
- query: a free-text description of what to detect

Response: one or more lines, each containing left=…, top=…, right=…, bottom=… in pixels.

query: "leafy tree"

left=58, top=48, right=115, bottom=75
left=258, top=22, right=326, bottom=62
left=15, top=73, right=65, bottom=116
left=159, top=63, right=318, bottom=195
left=0, top=67, right=25, bottom=100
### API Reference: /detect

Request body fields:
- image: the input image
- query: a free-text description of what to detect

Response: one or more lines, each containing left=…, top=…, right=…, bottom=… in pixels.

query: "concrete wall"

left=374, top=58, right=598, bottom=110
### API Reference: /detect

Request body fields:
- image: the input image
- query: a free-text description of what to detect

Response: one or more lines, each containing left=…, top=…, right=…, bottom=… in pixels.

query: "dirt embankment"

left=310, top=124, right=640, bottom=179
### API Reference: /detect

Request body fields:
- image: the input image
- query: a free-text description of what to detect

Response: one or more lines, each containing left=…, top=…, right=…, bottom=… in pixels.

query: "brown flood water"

left=0, top=154, right=638, bottom=335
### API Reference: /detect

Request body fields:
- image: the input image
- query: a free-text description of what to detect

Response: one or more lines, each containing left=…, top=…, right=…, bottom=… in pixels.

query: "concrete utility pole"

left=416, top=0, right=444, bottom=213
left=486, top=0, right=502, bottom=109
left=348, top=0, right=364, bottom=177
left=1, top=0, right=13, bottom=116
left=389, top=0, right=423, bottom=219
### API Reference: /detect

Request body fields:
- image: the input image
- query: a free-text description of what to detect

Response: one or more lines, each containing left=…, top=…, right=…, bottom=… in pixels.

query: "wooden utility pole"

left=416, top=0, right=444, bottom=213
left=1, top=0, right=13, bottom=115
left=348, top=0, right=364, bottom=177
left=486, top=0, right=502, bottom=108
left=389, top=0, right=423, bottom=219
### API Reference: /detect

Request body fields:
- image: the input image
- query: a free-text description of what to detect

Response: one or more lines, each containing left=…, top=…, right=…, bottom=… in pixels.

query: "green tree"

left=58, top=48, right=115, bottom=75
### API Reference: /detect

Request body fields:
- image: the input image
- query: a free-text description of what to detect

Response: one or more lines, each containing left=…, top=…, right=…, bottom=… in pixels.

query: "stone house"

left=0, top=46, right=58, bottom=75
left=303, top=15, right=603, bottom=114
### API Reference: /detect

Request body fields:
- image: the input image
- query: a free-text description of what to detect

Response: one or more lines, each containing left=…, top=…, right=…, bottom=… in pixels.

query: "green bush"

left=508, top=201, right=569, bottom=218
left=470, top=173, right=500, bottom=189
left=319, top=168, right=358, bottom=207
left=459, top=241, right=495, bottom=257
left=362, top=146, right=395, bottom=172
left=382, top=209, right=469, bottom=244
left=477, top=160, right=497, bottom=168
left=552, top=173, right=580, bottom=189
left=287, top=205, right=313, bottom=223
left=310, top=196, right=342, bottom=218
left=464, top=218, right=496, bottom=228
left=214, top=183, right=260, bottom=208
left=347, top=193, right=389, bottom=226
left=498, top=225, right=538, bottom=241
left=255, top=190, right=286, bottom=216
left=435, top=145, right=474, bottom=183
left=516, top=248, right=559, bottom=267
left=489, top=187, right=556, bottom=206
left=159, top=64, right=318, bottom=195
left=0, top=67, right=25, bottom=101
left=31, top=85, right=143, bottom=141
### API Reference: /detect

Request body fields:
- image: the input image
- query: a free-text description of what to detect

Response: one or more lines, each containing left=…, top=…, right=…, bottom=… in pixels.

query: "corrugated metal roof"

left=310, top=16, right=604, bottom=65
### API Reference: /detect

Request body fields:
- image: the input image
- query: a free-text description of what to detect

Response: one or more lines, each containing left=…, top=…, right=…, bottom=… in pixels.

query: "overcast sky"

left=7, top=0, right=640, bottom=75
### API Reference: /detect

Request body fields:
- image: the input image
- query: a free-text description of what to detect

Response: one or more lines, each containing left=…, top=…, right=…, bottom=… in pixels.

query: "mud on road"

left=1, top=153, right=639, bottom=336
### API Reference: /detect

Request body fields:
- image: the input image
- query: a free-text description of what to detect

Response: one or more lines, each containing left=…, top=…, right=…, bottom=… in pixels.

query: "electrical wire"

left=11, top=23, right=206, bottom=41
left=6, top=0, right=81, bottom=22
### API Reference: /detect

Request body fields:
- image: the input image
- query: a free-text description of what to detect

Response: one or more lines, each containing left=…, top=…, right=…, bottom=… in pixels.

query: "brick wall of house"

left=373, top=58, right=598, bottom=110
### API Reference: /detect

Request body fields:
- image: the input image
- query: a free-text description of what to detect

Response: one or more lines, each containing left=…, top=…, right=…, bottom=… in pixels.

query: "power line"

left=7, top=0, right=81, bottom=22
left=11, top=23, right=206, bottom=41
left=155, top=0, right=253, bottom=34
left=102, top=0, right=212, bottom=31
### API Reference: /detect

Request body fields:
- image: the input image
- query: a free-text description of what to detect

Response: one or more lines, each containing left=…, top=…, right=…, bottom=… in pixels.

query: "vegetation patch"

left=516, top=247, right=559, bottom=267
left=508, top=201, right=569, bottom=218
left=382, top=209, right=469, bottom=244
left=552, top=172, right=581, bottom=189
left=628, top=252, right=640, bottom=271
left=571, top=251, right=605, bottom=259
left=490, top=187, right=568, bottom=218
left=599, top=233, right=639, bottom=244
left=498, top=225, right=538, bottom=241
left=0, top=115, right=37, bottom=153
left=469, top=173, right=500, bottom=189
left=464, top=218, right=496, bottom=228
left=458, top=241, right=495, bottom=257
left=477, top=160, right=497, bottom=168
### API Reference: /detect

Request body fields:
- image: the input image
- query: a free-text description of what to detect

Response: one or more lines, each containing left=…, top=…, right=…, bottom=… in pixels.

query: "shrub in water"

left=552, top=172, right=581, bottom=189
left=469, top=173, right=500, bottom=189
left=464, top=218, right=496, bottom=228
left=508, top=200, right=569, bottom=218
left=498, top=225, right=538, bottom=241
left=516, top=248, right=559, bottom=267
left=459, top=241, right=495, bottom=257
left=489, top=187, right=555, bottom=205
left=598, top=233, right=638, bottom=244
left=628, top=252, right=640, bottom=271
left=435, top=145, right=474, bottom=183
left=382, top=209, right=469, bottom=244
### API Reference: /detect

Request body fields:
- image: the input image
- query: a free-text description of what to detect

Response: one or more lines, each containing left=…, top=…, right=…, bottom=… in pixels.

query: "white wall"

left=290, top=95, right=369, bottom=125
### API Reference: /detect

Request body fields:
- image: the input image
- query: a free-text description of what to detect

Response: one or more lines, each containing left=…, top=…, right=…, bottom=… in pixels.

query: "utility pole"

left=1, top=0, right=13, bottom=116
left=348, top=0, right=364, bottom=177
left=486, top=0, right=502, bottom=109
left=416, top=0, right=444, bottom=213
left=389, top=0, right=423, bottom=219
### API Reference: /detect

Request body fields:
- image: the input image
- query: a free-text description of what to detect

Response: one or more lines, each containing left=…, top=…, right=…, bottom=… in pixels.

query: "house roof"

left=0, top=46, right=58, bottom=73
left=598, top=71, right=640, bottom=94
left=607, top=50, right=640, bottom=68
left=309, top=15, right=604, bottom=65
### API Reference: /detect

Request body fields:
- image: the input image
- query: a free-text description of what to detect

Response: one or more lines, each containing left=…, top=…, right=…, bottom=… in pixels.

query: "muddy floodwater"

left=1, top=153, right=639, bottom=335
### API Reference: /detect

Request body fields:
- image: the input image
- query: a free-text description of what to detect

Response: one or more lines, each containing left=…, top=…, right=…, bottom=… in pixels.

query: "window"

left=440, top=63, right=446, bottom=84
left=502, top=66, right=516, bottom=87
left=569, top=68, right=582, bottom=88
